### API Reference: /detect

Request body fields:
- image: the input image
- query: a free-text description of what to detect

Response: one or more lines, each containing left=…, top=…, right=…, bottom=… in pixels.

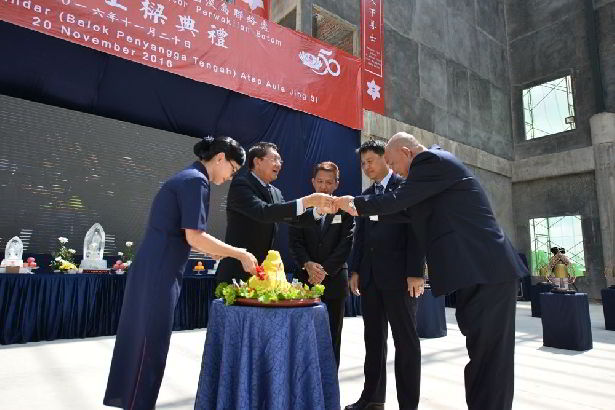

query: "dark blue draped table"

left=601, top=287, right=615, bottom=330
left=195, top=299, right=340, bottom=410
left=344, top=293, right=362, bottom=317
left=540, top=292, right=593, bottom=351
left=0, top=273, right=216, bottom=345
left=531, top=282, right=556, bottom=317
left=416, top=288, right=447, bottom=338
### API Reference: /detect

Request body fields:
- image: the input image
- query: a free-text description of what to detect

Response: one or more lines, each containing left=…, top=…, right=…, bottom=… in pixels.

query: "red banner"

left=361, top=0, right=384, bottom=115
left=0, top=0, right=362, bottom=129
left=234, top=0, right=268, bottom=20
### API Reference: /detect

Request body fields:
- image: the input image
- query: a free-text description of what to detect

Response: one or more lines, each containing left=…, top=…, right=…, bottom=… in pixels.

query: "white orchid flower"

left=55, top=257, right=62, bottom=262
left=58, top=237, right=68, bottom=244
left=69, top=249, right=76, bottom=254
left=118, top=252, right=124, bottom=256
left=126, top=241, right=133, bottom=247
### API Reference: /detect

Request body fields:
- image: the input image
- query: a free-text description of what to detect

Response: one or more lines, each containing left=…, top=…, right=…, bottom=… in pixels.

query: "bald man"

left=335, top=133, right=528, bottom=410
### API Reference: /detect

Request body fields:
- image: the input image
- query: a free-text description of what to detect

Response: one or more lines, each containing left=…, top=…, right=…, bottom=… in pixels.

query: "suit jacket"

left=289, top=210, right=355, bottom=300
left=216, top=171, right=320, bottom=284
left=354, top=146, right=529, bottom=296
left=350, top=173, right=425, bottom=291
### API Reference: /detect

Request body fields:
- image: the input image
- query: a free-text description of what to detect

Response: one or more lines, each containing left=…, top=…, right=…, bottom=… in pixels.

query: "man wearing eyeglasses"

left=216, top=142, right=334, bottom=285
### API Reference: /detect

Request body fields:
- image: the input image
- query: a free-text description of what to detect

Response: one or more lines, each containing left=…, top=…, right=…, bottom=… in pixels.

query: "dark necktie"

left=266, top=184, right=274, bottom=202
left=375, top=183, right=384, bottom=195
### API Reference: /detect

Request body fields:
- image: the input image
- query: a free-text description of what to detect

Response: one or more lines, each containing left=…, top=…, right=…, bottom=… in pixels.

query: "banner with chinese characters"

left=361, top=0, right=384, bottom=114
left=0, top=0, right=362, bottom=129
left=233, top=0, right=269, bottom=20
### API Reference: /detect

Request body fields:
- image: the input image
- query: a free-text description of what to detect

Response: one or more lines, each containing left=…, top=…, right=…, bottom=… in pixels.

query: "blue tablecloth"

left=416, top=288, right=447, bottom=338
left=540, top=292, right=592, bottom=351
left=601, top=287, right=615, bottom=331
left=195, top=299, right=340, bottom=410
left=531, top=282, right=556, bottom=317
left=0, top=273, right=216, bottom=345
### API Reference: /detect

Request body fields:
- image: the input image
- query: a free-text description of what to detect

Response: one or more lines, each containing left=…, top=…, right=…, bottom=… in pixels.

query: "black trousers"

left=323, top=297, right=346, bottom=369
left=455, top=279, right=518, bottom=410
left=360, top=284, right=421, bottom=410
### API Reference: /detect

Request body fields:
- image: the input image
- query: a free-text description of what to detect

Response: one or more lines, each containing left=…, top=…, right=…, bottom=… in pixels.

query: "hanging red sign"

left=233, top=0, right=269, bottom=20
left=0, top=0, right=362, bottom=129
left=361, top=0, right=385, bottom=115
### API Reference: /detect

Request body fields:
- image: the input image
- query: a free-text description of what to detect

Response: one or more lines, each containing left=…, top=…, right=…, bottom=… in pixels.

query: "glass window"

left=523, top=75, right=576, bottom=140
left=529, top=215, right=586, bottom=276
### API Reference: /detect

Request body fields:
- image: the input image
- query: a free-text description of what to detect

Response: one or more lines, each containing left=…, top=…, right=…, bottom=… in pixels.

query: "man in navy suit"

left=344, top=140, right=424, bottom=410
left=336, top=132, right=528, bottom=410
left=216, top=142, right=333, bottom=285
left=289, top=161, right=354, bottom=369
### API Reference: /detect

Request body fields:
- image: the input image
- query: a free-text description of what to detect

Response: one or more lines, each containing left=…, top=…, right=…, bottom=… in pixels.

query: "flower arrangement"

left=112, top=241, right=135, bottom=272
left=121, top=241, right=135, bottom=265
left=50, top=237, right=77, bottom=271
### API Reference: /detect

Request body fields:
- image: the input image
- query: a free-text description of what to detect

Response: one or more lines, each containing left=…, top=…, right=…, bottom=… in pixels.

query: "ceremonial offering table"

left=0, top=273, right=216, bottom=345
left=195, top=299, right=340, bottom=410
left=416, top=288, right=447, bottom=338
left=540, top=292, right=593, bottom=351
left=601, top=287, right=615, bottom=331
left=531, top=282, right=556, bottom=317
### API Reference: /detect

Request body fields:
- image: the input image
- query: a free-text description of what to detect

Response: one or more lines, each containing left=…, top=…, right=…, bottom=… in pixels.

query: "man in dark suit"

left=216, top=142, right=333, bottom=285
left=344, top=140, right=424, bottom=410
left=289, top=161, right=355, bottom=369
left=336, top=132, right=529, bottom=410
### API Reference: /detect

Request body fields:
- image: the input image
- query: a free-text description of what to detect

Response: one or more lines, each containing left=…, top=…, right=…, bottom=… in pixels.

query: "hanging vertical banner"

left=361, top=0, right=385, bottom=115
left=0, top=0, right=362, bottom=129
left=234, top=0, right=269, bottom=20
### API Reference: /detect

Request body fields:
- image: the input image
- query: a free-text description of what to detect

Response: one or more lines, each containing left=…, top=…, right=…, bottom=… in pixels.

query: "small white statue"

left=1, top=236, right=24, bottom=268
left=80, top=223, right=108, bottom=270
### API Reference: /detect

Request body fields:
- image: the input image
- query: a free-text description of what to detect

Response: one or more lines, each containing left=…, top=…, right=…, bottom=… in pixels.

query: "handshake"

left=302, top=193, right=357, bottom=216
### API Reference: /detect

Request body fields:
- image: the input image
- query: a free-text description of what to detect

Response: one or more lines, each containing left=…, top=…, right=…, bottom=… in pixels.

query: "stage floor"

left=1, top=301, right=614, bottom=409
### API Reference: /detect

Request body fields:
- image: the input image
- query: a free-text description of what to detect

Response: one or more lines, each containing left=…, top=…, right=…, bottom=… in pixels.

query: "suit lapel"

left=247, top=172, right=273, bottom=203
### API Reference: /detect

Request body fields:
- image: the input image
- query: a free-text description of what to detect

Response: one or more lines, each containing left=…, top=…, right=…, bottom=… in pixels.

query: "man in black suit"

left=289, top=161, right=355, bottom=369
left=344, top=140, right=424, bottom=410
left=336, top=132, right=529, bottom=410
left=345, top=140, right=424, bottom=410
left=216, top=142, right=333, bottom=285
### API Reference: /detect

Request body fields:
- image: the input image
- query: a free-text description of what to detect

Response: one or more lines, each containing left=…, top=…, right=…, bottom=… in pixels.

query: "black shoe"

left=344, top=398, right=385, bottom=410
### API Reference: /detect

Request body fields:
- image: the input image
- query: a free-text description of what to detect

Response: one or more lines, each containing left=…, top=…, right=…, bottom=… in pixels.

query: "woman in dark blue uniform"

left=104, top=136, right=258, bottom=410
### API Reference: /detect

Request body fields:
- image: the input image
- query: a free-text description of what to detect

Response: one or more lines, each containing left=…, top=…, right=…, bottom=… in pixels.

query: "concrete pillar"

left=590, top=112, right=615, bottom=286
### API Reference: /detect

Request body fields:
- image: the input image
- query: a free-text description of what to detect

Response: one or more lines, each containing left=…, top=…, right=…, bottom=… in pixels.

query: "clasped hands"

left=304, top=261, right=326, bottom=285
left=304, top=193, right=357, bottom=216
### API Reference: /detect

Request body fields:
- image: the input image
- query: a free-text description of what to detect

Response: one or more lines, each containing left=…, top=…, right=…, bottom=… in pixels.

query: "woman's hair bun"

left=193, top=135, right=214, bottom=158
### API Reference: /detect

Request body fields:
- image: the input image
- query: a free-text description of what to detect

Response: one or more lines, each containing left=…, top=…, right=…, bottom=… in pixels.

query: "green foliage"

left=531, top=250, right=549, bottom=275
left=215, top=282, right=325, bottom=306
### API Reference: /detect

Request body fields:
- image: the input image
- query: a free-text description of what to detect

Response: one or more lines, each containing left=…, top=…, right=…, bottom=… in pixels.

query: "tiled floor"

left=1, top=301, right=613, bottom=409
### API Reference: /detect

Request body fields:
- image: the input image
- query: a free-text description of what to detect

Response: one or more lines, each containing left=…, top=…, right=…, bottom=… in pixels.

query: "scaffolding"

left=523, top=76, right=576, bottom=139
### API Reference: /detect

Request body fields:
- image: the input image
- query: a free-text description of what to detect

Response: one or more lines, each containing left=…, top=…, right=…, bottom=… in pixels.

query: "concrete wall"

left=506, top=0, right=600, bottom=159
left=285, top=0, right=514, bottom=159
left=512, top=173, right=605, bottom=298
left=596, top=0, right=615, bottom=112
